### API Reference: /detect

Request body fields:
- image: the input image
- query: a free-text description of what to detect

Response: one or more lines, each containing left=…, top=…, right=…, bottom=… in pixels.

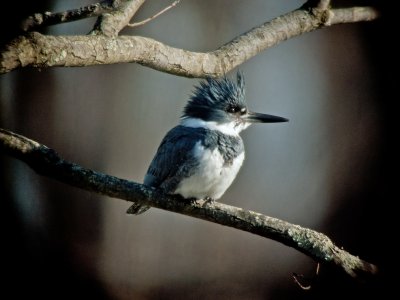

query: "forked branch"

left=0, top=4, right=379, bottom=76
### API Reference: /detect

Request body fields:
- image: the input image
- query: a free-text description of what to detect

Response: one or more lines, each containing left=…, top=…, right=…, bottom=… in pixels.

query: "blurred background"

left=0, top=0, right=394, bottom=299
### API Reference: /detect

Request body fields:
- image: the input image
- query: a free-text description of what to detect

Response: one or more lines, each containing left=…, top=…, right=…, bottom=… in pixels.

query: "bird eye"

left=227, top=106, right=240, bottom=113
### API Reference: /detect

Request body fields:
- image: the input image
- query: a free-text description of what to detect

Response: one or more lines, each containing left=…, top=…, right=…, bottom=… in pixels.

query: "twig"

left=20, top=0, right=119, bottom=32
left=0, top=128, right=378, bottom=279
left=128, top=0, right=181, bottom=28
left=293, top=273, right=312, bottom=290
left=292, top=263, right=321, bottom=290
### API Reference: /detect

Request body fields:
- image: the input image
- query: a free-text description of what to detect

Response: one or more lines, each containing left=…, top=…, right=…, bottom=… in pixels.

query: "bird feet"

left=174, top=195, right=215, bottom=207
left=202, top=197, right=215, bottom=207
left=174, top=194, right=199, bottom=205
left=204, top=196, right=214, bottom=203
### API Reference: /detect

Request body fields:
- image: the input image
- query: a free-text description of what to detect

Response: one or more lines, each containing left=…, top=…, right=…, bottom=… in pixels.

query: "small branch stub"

left=317, top=0, right=331, bottom=11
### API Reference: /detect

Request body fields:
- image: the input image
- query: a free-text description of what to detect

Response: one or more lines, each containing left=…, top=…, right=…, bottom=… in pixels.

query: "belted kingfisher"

left=127, top=72, right=288, bottom=215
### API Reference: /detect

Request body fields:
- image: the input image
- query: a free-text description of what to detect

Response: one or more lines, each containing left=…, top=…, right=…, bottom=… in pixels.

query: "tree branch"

left=0, top=127, right=378, bottom=279
left=20, top=0, right=147, bottom=36
left=20, top=1, right=119, bottom=32
left=0, top=5, right=379, bottom=76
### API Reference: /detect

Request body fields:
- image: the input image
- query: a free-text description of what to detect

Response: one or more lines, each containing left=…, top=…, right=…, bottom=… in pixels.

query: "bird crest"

left=183, top=72, right=246, bottom=122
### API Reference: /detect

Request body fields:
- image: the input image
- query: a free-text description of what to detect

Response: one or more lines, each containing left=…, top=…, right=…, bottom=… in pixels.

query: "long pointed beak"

left=244, top=111, right=288, bottom=123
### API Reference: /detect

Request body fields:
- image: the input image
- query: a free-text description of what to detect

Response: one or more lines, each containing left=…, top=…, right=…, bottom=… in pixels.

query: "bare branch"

left=91, top=0, right=146, bottom=36
left=19, top=0, right=147, bottom=36
left=20, top=1, right=119, bottom=32
left=0, top=127, right=378, bottom=278
left=0, top=5, right=379, bottom=76
left=128, top=0, right=181, bottom=28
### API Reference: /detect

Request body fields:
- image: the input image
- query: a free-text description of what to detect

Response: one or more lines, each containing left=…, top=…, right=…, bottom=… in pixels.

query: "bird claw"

left=174, top=194, right=198, bottom=205
left=202, top=197, right=215, bottom=206
left=173, top=195, right=215, bottom=207
left=187, top=197, right=199, bottom=205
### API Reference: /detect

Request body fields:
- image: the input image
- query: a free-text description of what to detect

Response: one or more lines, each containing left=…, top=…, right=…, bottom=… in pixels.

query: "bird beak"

left=244, top=111, right=288, bottom=123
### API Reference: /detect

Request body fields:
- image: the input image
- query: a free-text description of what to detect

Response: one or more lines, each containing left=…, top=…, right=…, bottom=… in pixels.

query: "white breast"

left=174, top=141, right=245, bottom=200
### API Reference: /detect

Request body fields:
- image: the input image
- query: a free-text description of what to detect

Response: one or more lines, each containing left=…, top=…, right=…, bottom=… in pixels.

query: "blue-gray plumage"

left=127, top=72, right=288, bottom=215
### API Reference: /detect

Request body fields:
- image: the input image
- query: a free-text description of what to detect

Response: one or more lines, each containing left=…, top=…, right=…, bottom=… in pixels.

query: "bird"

left=127, top=72, right=288, bottom=215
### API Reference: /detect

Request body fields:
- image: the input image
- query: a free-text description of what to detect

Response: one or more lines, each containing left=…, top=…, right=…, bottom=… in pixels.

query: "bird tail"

left=126, top=203, right=151, bottom=215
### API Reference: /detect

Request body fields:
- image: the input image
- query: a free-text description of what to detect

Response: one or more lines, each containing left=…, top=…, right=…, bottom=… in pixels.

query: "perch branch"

left=128, top=0, right=181, bottom=28
left=0, top=5, right=379, bottom=76
left=0, top=128, right=378, bottom=279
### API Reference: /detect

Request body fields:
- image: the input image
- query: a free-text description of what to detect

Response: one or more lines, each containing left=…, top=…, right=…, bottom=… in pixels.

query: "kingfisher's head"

left=181, top=72, right=288, bottom=135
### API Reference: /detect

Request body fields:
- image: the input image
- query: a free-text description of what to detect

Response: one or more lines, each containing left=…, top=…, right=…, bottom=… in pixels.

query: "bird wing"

left=144, top=125, right=203, bottom=194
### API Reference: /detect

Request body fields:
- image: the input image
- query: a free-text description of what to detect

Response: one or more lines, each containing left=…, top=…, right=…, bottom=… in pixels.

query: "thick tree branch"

left=0, top=128, right=378, bottom=279
left=0, top=5, right=379, bottom=76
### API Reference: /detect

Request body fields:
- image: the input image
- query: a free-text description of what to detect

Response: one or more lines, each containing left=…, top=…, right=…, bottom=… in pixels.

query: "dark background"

left=0, top=1, right=395, bottom=299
